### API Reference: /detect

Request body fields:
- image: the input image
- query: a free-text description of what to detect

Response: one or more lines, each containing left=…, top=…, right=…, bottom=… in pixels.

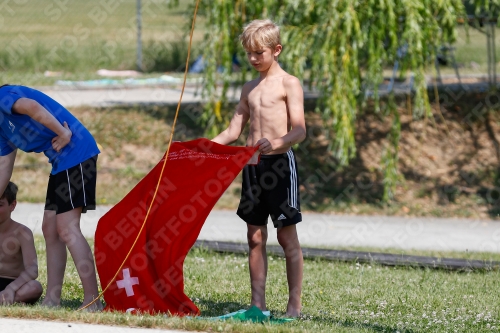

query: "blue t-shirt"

left=0, top=85, right=100, bottom=174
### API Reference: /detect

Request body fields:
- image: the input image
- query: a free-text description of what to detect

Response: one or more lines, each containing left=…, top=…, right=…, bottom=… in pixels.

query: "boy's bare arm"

left=0, top=150, right=17, bottom=198
left=12, top=98, right=72, bottom=152
left=212, top=86, right=251, bottom=145
left=256, top=76, right=306, bottom=153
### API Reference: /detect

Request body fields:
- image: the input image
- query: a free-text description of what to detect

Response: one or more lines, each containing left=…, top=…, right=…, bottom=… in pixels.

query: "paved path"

left=39, top=86, right=219, bottom=107
left=37, top=76, right=486, bottom=109
left=0, top=318, right=193, bottom=333
left=13, top=203, right=500, bottom=253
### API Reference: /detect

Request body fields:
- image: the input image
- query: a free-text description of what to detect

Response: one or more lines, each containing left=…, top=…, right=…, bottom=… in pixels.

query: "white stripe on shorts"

left=80, top=163, right=87, bottom=206
left=287, top=150, right=298, bottom=209
left=66, top=170, right=75, bottom=209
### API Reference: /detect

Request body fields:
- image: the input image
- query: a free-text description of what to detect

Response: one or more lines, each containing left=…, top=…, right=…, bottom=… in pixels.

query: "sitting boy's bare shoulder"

left=6, top=220, right=34, bottom=240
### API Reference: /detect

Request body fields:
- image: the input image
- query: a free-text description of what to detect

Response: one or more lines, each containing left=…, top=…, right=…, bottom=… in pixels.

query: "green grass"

left=0, top=0, right=203, bottom=80
left=1, top=2, right=499, bottom=86
left=1, top=236, right=499, bottom=332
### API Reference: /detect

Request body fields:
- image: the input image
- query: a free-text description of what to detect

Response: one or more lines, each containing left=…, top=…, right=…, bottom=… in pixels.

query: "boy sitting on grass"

left=0, top=182, right=43, bottom=305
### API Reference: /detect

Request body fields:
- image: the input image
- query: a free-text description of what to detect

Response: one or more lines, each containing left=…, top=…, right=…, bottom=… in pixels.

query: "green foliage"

left=193, top=0, right=468, bottom=201
left=143, top=40, right=192, bottom=72
left=470, top=0, right=500, bottom=16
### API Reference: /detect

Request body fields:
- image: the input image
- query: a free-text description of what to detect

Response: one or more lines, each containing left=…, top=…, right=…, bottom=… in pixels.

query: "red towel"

left=95, top=139, right=257, bottom=315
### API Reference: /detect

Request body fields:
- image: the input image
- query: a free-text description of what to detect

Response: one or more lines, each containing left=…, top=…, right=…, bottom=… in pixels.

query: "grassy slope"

left=11, top=93, right=500, bottom=220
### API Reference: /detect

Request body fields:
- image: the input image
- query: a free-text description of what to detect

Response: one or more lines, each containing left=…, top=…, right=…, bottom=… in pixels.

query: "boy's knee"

left=32, top=280, right=43, bottom=296
left=41, top=222, right=54, bottom=239
left=42, top=212, right=57, bottom=237
left=277, top=225, right=299, bottom=244
left=27, top=281, right=44, bottom=302
left=56, top=223, right=80, bottom=244
left=17, top=280, right=43, bottom=304
left=247, top=231, right=267, bottom=248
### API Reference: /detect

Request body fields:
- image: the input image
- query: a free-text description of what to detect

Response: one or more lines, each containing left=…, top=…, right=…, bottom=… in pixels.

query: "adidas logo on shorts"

left=277, top=214, right=286, bottom=220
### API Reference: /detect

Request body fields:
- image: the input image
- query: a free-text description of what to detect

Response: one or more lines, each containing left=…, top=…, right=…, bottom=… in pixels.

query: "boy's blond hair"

left=239, top=19, right=281, bottom=51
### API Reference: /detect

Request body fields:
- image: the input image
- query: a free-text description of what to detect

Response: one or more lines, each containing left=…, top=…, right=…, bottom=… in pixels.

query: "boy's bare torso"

left=0, top=221, right=27, bottom=279
left=243, top=74, right=294, bottom=155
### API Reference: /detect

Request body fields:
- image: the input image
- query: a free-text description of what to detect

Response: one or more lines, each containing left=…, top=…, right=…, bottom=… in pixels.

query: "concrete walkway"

left=0, top=318, right=191, bottom=333
left=39, top=86, right=206, bottom=108
left=12, top=203, right=500, bottom=253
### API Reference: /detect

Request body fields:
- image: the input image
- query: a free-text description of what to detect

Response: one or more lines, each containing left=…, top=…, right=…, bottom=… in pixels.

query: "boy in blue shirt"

left=0, top=85, right=102, bottom=311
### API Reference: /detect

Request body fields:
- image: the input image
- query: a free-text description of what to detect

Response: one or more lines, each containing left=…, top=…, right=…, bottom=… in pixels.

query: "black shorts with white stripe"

left=237, top=149, right=302, bottom=228
left=44, top=155, right=98, bottom=215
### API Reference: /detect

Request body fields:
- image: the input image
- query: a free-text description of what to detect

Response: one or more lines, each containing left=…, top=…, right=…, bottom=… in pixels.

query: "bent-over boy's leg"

left=247, top=224, right=268, bottom=311
left=41, top=210, right=67, bottom=307
left=15, top=280, right=43, bottom=304
left=56, top=207, right=102, bottom=310
left=277, top=224, right=303, bottom=317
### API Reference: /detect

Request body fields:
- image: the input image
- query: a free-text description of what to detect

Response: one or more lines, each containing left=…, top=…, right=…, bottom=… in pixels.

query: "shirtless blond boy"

left=212, top=19, right=306, bottom=317
left=0, top=182, right=43, bottom=305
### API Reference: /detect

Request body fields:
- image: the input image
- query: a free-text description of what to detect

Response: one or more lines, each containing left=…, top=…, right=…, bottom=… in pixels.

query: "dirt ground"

left=295, top=88, right=500, bottom=219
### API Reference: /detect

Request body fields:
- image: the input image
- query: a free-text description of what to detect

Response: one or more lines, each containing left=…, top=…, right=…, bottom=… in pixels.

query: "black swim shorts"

left=237, top=149, right=302, bottom=228
left=44, top=155, right=98, bottom=215
left=0, top=277, right=15, bottom=292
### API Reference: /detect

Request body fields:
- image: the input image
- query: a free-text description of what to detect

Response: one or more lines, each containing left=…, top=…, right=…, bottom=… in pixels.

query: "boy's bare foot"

left=41, top=299, right=60, bottom=308
left=79, top=299, right=104, bottom=312
left=285, top=306, right=301, bottom=317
